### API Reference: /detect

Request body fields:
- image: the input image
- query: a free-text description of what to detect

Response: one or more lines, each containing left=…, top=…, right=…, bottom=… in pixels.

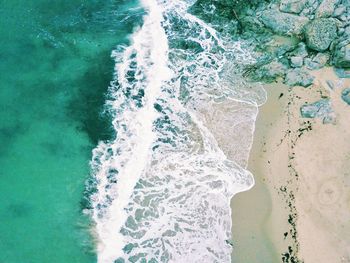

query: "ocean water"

left=87, top=0, right=266, bottom=262
left=0, top=0, right=143, bottom=262
left=2, top=0, right=267, bottom=262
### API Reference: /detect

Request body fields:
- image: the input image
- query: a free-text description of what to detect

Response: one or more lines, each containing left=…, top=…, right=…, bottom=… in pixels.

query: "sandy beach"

left=231, top=67, right=350, bottom=262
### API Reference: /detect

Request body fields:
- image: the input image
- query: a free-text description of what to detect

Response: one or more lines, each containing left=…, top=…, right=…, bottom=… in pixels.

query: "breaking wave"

left=87, top=0, right=266, bottom=262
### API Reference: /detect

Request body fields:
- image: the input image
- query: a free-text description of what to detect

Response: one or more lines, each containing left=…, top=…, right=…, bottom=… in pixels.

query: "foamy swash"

left=88, top=0, right=266, bottom=262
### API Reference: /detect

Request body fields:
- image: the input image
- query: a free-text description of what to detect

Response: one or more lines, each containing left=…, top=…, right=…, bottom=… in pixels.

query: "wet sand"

left=231, top=67, right=350, bottom=262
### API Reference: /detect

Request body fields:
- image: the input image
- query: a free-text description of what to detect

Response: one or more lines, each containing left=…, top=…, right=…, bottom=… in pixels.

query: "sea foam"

left=89, top=0, right=266, bottom=262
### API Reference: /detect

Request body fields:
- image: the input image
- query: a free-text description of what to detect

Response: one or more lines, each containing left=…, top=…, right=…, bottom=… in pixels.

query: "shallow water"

left=0, top=1, right=142, bottom=262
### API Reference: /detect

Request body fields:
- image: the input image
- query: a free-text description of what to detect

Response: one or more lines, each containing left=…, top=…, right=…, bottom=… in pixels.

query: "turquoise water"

left=0, top=1, right=142, bottom=262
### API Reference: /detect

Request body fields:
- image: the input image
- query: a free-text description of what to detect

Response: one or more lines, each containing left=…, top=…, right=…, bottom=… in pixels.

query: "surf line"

left=92, top=0, right=173, bottom=262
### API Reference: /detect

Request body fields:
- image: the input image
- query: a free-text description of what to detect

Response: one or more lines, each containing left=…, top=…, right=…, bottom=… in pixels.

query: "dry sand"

left=231, top=67, right=350, bottom=263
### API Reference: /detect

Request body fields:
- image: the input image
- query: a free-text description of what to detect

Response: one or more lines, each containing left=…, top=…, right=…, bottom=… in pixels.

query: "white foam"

left=90, top=0, right=172, bottom=261
left=89, top=0, right=265, bottom=262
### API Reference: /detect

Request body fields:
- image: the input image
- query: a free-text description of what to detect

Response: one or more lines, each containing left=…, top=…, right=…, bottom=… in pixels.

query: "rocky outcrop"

left=259, top=9, right=309, bottom=35
left=190, top=0, right=350, bottom=89
left=304, top=18, right=338, bottom=51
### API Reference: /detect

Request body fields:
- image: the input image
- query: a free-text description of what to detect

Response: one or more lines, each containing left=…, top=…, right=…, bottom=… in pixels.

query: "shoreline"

left=231, top=67, right=350, bottom=262
left=231, top=82, right=288, bottom=262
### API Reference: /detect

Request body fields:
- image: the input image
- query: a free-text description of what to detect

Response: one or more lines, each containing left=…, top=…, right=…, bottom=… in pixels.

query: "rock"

left=304, top=58, right=315, bottom=69
left=341, top=88, right=350, bottom=105
left=333, top=5, right=346, bottom=17
left=316, top=0, right=339, bottom=18
left=280, top=0, right=307, bottom=14
left=291, top=42, right=309, bottom=58
left=301, top=0, right=320, bottom=16
left=334, top=67, right=350, bottom=78
left=344, top=26, right=350, bottom=36
left=240, top=15, right=270, bottom=34
left=339, top=13, right=349, bottom=22
left=259, top=9, right=309, bottom=36
left=304, top=18, right=338, bottom=51
left=344, top=0, right=350, bottom=7
left=284, top=68, right=315, bottom=86
left=275, top=42, right=298, bottom=57
left=305, top=52, right=330, bottom=69
left=300, top=98, right=332, bottom=118
left=290, top=56, right=304, bottom=67
left=313, top=52, right=330, bottom=65
left=333, top=39, right=350, bottom=68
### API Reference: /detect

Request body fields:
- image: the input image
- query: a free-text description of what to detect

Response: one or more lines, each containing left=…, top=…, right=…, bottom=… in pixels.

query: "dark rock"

left=341, top=88, right=350, bottom=105
left=300, top=98, right=333, bottom=118
left=280, top=0, right=307, bottom=14
left=259, top=9, right=309, bottom=35
left=284, top=68, right=315, bottom=86
left=304, top=18, right=338, bottom=51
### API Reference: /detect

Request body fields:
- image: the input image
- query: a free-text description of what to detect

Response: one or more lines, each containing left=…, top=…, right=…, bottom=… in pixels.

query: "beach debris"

left=300, top=98, right=333, bottom=120
left=326, top=80, right=335, bottom=89
left=304, top=18, right=338, bottom=51
left=341, top=88, right=350, bottom=105
left=297, top=121, right=313, bottom=137
left=284, top=68, right=315, bottom=87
